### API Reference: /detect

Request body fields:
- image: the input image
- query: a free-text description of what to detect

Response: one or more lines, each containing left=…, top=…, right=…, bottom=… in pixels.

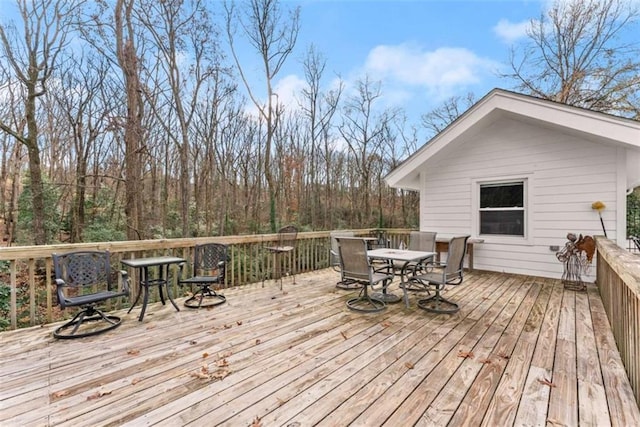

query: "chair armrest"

left=118, top=270, right=131, bottom=295
left=176, top=261, right=187, bottom=282
left=218, top=260, right=226, bottom=277
left=55, top=278, right=67, bottom=308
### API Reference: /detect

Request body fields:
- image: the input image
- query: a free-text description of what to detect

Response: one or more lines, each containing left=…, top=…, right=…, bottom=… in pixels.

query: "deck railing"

left=0, top=228, right=413, bottom=330
left=596, top=236, right=640, bottom=405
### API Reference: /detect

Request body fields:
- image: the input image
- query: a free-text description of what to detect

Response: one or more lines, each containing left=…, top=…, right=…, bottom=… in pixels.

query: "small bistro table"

left=367, top=248, right=436, bottom=303
left=121, top=256, right=184, bottom=321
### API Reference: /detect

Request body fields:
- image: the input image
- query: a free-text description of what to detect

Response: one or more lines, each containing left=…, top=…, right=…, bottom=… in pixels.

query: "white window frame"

left=472, top=175, right=533, bottom=245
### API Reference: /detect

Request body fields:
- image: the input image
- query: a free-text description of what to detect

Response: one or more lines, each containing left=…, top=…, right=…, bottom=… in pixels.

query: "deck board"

left=1, top=269, right=638, bottom=427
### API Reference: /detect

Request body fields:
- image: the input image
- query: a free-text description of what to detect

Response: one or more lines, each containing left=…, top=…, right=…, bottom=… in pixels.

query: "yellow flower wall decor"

left=591, top=201, right=607, bottom=237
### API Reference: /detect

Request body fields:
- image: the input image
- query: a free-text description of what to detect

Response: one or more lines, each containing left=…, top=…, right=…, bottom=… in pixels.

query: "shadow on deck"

left=1, top=269, right=639, bottom=426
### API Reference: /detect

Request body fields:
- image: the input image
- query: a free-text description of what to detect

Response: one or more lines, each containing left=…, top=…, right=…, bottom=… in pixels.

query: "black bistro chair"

left=178, top=243, right=228, bottom=309
left=265, top=225, right=298, bottom=290
left=402, top=235, right=470, bottom=313
left=52, top=250, right=130, bottom=339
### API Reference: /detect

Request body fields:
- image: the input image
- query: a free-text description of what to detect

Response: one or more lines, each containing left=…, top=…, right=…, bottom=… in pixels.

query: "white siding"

left=420, top=117, right=619, bottom=279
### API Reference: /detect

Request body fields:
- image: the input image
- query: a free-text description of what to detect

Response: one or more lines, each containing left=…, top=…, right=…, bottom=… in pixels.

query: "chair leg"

left=184, top=286, right=226, bottom=309
left=346, top=285, right=386, bottom=313
left=53, top=306, right=122, bottom=339
left=417, top=285, right=459, bottom=314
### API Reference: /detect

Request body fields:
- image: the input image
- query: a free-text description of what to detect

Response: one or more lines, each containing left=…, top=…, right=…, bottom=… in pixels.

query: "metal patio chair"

left=330, top=230, right=361, bottom=289
left=178, top=243, right=228, bottom=309
left=403, top=235, right=470, bottom=313
left=337, top=237, right=393, bottom=313
left=52, top=250, right=130, bottom=339
left=387, top=230, right=437, bottom=274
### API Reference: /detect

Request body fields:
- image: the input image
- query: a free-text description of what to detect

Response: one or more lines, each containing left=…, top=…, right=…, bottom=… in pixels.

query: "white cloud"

left=273, top=74, right=307, bottom=109
left=242, top=74, right=306, bottom=117
left=493, top=19, right=531, bottom=44
left=362, top=43, right=500, bottom=101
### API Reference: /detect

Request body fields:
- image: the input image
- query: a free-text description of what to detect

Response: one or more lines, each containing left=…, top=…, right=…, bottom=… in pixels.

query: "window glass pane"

left=480, top=183, right=523, bottom=208
left=480, top=211, right=524, bottom=236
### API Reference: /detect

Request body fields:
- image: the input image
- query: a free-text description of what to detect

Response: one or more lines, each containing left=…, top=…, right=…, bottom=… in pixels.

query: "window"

left=479, top=181, right=525, bottom=236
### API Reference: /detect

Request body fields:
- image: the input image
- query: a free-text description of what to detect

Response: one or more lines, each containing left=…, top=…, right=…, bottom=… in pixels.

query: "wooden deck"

left=2, top=269, right=639, bottom=426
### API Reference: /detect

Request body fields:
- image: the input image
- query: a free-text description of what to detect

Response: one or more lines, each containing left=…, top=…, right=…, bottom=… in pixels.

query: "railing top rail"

left=596, top=236, right=640, bottom=297
left=0, top=229, right=411, bottom=261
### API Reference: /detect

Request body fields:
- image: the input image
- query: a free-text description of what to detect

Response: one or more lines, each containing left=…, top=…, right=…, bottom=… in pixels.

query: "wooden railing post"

left=595, top=237, right=640, bottom=405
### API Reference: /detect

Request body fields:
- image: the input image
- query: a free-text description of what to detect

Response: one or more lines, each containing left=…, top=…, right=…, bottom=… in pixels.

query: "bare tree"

left=52, top=54, right=113, bottom=242
left=112, top=0, right=147, bottom=239
left=505, top=0, right=640, bottom=117
left=421, top=92, right=476, bottom=137
left=81, top=0, right=149, bottom=239
left=338, top=77, right=396, bottom=227
left=299, top=45, right=342, bottom=229
left=225, top=0, right=300, bottom=232
left=0, top=0, right=80, bottom=244
left=138, top=0, right=223, bottom=237
left=387, top=112, right=420, bottom=228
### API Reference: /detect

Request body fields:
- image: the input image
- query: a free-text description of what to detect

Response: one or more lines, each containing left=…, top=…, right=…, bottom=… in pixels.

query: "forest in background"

left=0, top=0, right=638, bottom=245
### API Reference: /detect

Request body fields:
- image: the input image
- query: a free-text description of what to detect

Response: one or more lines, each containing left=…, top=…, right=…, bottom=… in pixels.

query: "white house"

left=386, top=89, right=640, bottom=279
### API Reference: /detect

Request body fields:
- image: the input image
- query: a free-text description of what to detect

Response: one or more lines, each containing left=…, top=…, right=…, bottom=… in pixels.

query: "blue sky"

left=1, top=0, right=637, bottom=134
left=261, top=0, right=637, bottom=129
left=265, top=0, right=546, bottom=124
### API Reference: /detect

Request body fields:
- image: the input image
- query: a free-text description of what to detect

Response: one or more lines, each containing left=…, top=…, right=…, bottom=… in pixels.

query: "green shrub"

left=628, top=192, right=640, bottom=237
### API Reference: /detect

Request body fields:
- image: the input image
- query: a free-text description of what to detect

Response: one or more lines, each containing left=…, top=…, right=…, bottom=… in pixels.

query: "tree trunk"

left=115, top=0, right=145, bottom=240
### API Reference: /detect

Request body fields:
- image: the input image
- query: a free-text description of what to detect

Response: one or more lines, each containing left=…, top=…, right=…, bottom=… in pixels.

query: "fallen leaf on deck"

left=236, top=320, right=243, bottom=325
left=255, top=339, right=261, bottom=345
left=498, top=352, right=510, bottom=360
left=405, top=362, right=414, bottom=369
left=190, top=371, right=210, bottom=380
left=131, top=378, right=142, bottom=385
left=538, top=378, right=556, bottom=387
left=479, top=359, right=492, bottom=364
left=216, top=358, right=229, bottom=367
left=457, top=350, right=474, bottom=359
left=251, top=416, right=262, bottom=427
left=127, top=349, right=140, bottom=356
left=276, top=397, right=287, bottom=406
left=381, top=322, right=391, bottom=327
left=224, top=324, right=232, bottom=329
left=220, top=351, right=232, bottom=358
left=52, top=390, right=69, bottom=399
left=87, top=389, right=112, bottom=400
left=211, top=369, right=231, bottom=380
left=202, top=352, right=209, bottom=359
